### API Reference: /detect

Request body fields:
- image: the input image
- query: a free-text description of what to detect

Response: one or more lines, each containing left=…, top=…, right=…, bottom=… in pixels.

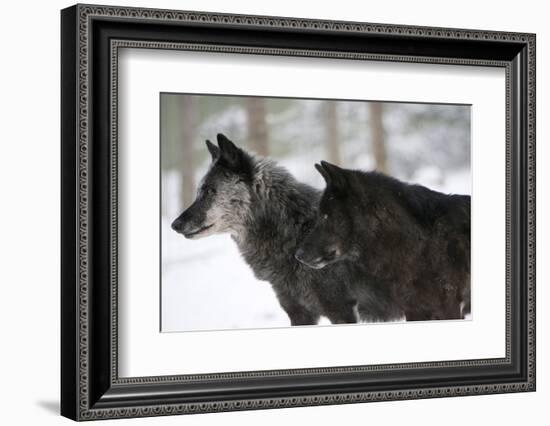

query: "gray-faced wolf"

left=172, top=134, right=368, bottom=326
left=295, top=161, right=471, bottom=321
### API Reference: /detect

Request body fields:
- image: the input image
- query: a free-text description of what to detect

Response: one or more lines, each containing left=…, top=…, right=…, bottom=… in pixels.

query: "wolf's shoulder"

left=351, top=169, right=470, bottom=228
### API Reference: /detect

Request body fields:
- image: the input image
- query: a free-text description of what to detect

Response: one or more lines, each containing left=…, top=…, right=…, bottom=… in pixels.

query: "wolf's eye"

left=205, top=187, right=216, bottom=196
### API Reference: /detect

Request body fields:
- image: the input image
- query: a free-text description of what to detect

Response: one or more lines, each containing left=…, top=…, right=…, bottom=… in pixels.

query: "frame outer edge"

left=527, top=33, right=536, bottom=390
left=61, top=4, right=80, bottom=422
left=76, top=2, right=90, bottom=420
left=66, top=4, right=536, bottom=420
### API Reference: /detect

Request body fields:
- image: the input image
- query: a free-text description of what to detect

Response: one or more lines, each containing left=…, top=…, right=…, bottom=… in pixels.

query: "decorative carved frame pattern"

left=61, top=3, right=536, bottom=421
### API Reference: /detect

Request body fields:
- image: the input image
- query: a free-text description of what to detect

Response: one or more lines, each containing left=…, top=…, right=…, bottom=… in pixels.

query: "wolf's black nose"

left=171, top=219, right=181, bottom=231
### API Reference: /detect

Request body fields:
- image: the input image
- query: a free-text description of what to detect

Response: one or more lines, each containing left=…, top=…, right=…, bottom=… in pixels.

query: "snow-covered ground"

left=162, top=224, right=291, bottom=332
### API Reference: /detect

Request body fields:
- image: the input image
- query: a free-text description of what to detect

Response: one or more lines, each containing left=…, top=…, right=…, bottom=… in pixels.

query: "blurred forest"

left=161, top=94, right=470, bottom=213
left=160, top=93, right=471, bottom=332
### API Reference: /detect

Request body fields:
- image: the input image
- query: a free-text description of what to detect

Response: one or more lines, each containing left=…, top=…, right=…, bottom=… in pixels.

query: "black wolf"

left=171, top=134, right=364, bottom=326
left=295, top=161, right=471, bottom=321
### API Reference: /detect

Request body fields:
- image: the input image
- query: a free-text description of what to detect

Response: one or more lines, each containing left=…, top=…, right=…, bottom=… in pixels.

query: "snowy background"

left=160, top=94, right=471, bottom=332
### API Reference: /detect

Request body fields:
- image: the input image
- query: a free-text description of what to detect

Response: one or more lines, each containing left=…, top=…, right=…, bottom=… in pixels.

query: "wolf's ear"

left=217, top=133, right=237, bottom=152
left=217, top=133, right=240, bottom=168
left=216, top=133, right=252, bottom=174
left=205, top=140, right=220, bottom=161
left=320, top=161, right=347, bottom=189
left=315, top=163, right=331, bottom=186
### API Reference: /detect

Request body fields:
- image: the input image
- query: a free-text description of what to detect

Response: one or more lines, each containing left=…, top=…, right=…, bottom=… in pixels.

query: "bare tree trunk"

left=369, top=102, right=387, bottom=173
left=179, top=96, right=195, bottom=210
left=324, top=102, right=341, bottom=165
left=245, top=97, right=269, bottom=156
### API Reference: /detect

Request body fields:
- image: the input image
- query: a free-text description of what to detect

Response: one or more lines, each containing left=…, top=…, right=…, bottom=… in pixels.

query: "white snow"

left=162, top=230, right=290, bottom=332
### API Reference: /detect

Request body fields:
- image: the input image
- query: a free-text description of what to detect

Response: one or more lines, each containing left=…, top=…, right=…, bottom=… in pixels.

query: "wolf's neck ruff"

left=236, top=157, right=318, bottom=259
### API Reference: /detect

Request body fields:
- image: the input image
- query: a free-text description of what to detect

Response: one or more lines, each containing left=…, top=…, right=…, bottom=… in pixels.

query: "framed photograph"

left=61, top=4, right=536, bottom=421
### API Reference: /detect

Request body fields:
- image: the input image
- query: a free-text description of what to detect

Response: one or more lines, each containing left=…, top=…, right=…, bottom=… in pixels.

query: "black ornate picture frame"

left=61, top=3, right=536, bottom=421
